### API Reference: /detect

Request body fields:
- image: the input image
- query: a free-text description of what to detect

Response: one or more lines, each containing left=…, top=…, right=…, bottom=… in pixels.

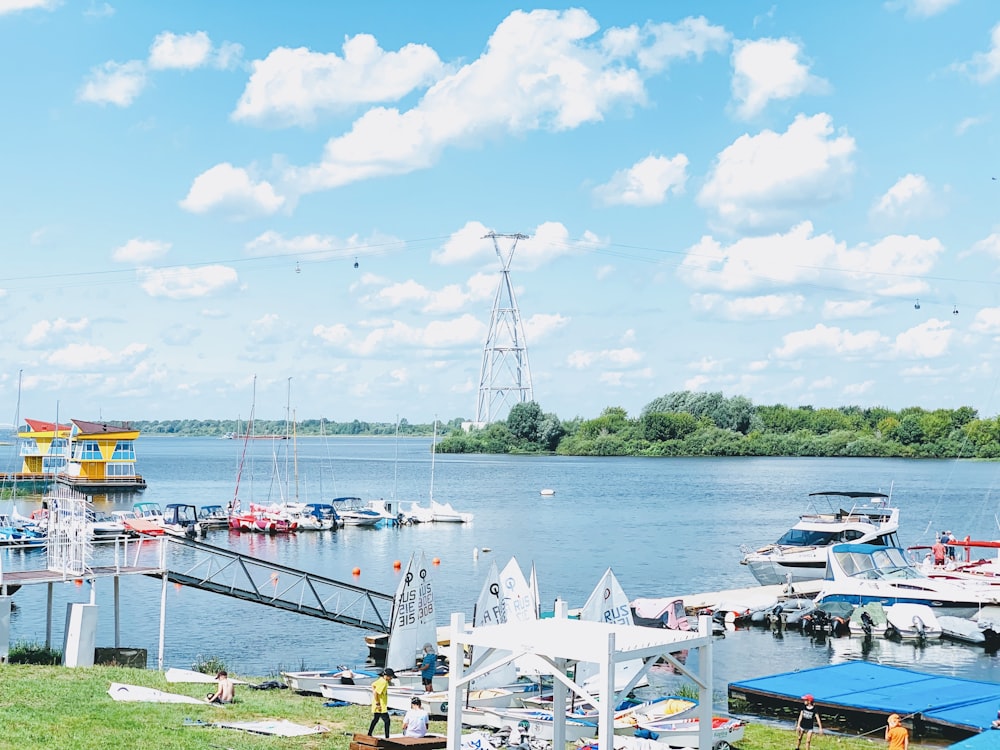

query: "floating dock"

left=729, top=661, right=1000, bottom=740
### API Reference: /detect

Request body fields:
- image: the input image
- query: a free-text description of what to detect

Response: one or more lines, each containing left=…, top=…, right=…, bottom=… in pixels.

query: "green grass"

left=0, top=664, right=934, bottom=750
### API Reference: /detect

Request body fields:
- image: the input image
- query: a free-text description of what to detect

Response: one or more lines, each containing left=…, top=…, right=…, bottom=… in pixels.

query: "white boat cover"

left=108, top=682, right=205, bottom=704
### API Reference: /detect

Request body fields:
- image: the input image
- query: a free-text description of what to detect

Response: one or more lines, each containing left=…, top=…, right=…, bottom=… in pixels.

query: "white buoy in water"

left=540, top=488, right=555, bottom=496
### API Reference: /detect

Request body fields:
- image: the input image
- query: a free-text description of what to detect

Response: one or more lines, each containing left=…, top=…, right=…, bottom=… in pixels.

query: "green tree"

left=507, top=401, right=543, bottom=443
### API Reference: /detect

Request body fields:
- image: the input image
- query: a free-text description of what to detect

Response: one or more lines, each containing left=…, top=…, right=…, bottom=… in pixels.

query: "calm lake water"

left=5, top=437, right=1000, bottom=704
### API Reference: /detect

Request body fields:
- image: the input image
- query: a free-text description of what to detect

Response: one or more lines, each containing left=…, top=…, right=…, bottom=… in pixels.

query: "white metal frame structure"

left=474, top=232, right=534, bottom=426
left=444, top=607, right=716, bottom=750
left=46, top=493, right=92, bottom=577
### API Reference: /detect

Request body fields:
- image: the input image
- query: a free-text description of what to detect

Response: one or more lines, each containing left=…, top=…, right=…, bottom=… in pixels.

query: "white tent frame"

left=445, top=605, right=716, bottom=750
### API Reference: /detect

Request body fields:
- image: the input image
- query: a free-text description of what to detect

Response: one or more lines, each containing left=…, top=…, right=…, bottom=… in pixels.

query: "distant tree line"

left=133, top=417, right=463, bottom=438
left=130, top=391, right=1000, bottom=459
left=435, top=392, right=999, bottom=459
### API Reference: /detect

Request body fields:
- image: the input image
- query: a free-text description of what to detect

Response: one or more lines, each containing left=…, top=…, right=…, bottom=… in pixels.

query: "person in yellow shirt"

left=886, top=713, right=908, bottom=750
left=368, top=668, right=395, bottom=738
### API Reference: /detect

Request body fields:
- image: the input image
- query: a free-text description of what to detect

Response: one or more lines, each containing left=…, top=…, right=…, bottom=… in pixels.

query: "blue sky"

left=3, top=0, right=1000, bottom=425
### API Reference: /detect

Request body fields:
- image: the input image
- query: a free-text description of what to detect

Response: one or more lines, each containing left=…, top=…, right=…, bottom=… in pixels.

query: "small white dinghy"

left=885, top=603, right=942, bottom=640
left=540, top=489, right=555, bottom=496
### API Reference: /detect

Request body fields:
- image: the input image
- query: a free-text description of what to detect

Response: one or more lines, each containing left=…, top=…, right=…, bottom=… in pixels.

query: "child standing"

left=886, top=713, right=908, bottom=750
left=796, top=694, right=823, bottom=750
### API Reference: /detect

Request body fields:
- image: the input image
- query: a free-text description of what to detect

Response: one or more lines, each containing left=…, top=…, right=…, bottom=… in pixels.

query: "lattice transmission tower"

left=474, top=232, right=534, bottom=426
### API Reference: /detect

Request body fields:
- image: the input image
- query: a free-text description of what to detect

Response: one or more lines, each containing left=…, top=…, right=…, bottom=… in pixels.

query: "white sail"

left=500, top=557, right=537, bottom=623
left=385, top=552, right=437, bottom=672
left=472, top=560, right=517, bottom=687
left=575, top=567, right=644, bottom=690
left=528, top=562, right=541, bottom=619
left=474, top=560, right=505, bottom=627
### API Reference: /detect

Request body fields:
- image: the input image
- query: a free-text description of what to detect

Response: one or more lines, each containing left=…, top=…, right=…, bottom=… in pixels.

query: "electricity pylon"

left=474, top=232, right=534, bottom=425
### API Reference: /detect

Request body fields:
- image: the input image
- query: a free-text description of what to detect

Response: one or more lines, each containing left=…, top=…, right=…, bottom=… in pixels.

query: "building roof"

left=22, top=419, right=71, bottom=433
left=70, top=419, right=138, bottom=437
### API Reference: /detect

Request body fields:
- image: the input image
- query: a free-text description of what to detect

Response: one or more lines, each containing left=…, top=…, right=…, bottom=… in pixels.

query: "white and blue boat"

left=814, top=543, right=1000, bottom=618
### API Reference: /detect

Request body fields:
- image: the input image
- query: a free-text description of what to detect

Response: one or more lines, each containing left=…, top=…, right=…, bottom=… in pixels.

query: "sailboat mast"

left=392, top=415, right=399, bottom=502
left=429, top=415, right=437, bottom=502
left=293, top=408, right=299, bottom=502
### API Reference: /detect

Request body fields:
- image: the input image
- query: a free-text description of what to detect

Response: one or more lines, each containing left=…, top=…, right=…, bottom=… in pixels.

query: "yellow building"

left=18, top=418, right=146, bottom=492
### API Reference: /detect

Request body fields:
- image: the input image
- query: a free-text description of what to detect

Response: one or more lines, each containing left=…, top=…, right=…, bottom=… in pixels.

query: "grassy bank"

left=0, top=664, right=914, bottom=750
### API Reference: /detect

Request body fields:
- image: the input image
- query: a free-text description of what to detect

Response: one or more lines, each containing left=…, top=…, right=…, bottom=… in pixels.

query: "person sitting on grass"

left=206, top=671, right=234, bottom=704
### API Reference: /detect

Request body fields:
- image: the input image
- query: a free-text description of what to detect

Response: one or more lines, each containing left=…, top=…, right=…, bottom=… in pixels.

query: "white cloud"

left=148, top=31, right=213, bottom=70
left=971, top=232, right=1000, bottom=257
left=843, top=380, right=875, bottom=396
left=248, top=313, right=284, bottom=345
left=690, top=356, right=724, bottom=373
left=885, top=0, right=959, bottom=18
left=956, top=115, right=988, bottom=135
left=823, top=300, right=876, bottom=319
left=314, top=314, right=488, bottom=356
left=77, top=60, right=147, bottom=106
left=684, top=374, right=711, bottom=391
left=433, top=220, right=602, bottom=269
left=179, top=163, right=285, bottom=218
left=112, top=238, right=171, bottom=263
left=24, top=317, right=89, bottom=348
left=84, top=2, right=114, bottom=18
left=890, top=318, right=952, bottom=358
left=774, top=323, right=887, bottom=358
left=691, top=292, right=804, bottom=319
left=138, top=265, right=239, bottom=299
left=871, top=173, right=932, bottom=220
left=731, top=38, right=829, bottom=119
left=566, top=347, right=642, bottom=369
left=46, top=342, right=147, bottom=370
left=233, top=35, right=446, bottom=127
left=954, top=23, right=1000, bottom=83
left=698, top=113, right=856, bottom=230
left=678, top=221, right=943, bottom=297
left=603, top=16, right=730, bottom=72
left=283, top=9, right=673, bottom=193
left=0, top=0, right=57, bottom=13
left=593, top=154, right=688, bottom=206
left=245, top=230, right=396, bottom=260
left=971, top=307, right=1000, bottom=334
left=523, top=313, right=570, bottom=341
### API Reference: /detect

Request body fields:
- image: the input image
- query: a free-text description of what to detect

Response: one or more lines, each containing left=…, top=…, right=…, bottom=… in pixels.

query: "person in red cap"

left=796, top=694, right=822, bottom=750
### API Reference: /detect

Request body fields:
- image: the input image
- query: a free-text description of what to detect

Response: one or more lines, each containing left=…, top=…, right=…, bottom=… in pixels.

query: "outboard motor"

left=860, top=611, right=875, bottom=637
left=913, top=615, right=927, bottom=640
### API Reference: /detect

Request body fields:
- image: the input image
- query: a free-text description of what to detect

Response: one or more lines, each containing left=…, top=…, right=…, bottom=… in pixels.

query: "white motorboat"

left=813, top=544, right=1000, bottom=618
left=430, top=500, right=473, bottom=523
left=330, top=497, right=383, bottom=526
left=196, top=505, right=230, bottom=531
left=402, top=502, right=435, bottom=524
left=741, top=490, right=899, bottom=586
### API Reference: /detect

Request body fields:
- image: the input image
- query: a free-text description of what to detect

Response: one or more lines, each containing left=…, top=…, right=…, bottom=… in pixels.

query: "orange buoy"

left=352, top=567, right=361, bottom=576
left=74, top=579, right=83, bottom=587
left=393, top=560, right=401, bottom=570
left=432, top=557, right=441, bottom=566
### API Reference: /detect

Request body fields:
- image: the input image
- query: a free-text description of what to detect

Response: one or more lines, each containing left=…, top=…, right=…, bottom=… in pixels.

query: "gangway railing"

left=150, top=535, right=394, bottom=633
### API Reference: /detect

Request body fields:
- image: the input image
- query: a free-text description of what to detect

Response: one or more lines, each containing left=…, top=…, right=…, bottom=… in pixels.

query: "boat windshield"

left=777, top=529, right=836, bottom=546
left=833, top=546, right=915, bottom=579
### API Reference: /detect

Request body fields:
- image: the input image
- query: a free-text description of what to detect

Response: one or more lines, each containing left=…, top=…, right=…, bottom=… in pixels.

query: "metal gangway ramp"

left=152, top=535, right=393, bottom=633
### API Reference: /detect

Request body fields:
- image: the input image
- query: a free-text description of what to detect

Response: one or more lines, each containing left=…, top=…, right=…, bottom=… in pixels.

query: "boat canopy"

left=808, top=491, right=890, bottom=499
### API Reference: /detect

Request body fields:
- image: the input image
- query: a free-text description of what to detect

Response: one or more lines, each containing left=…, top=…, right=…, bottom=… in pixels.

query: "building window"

left=73, top=440, right=102, bottom=460
left=42, top=455, right=68, bottom=473
left=111, top=441, right=135, bottom=460
left=106, top=463, right=135, bottom=477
